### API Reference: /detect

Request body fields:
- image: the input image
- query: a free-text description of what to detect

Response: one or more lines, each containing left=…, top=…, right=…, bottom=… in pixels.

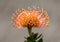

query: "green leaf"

left=36, top=34, right=42, bottom=39
left=37, top=38, right=43, bottom=42
left=24, top=33, right=43, bottom=42
left=27, top=37, right=34, bottom=42
left=31, top=33, right=38, bottom=40
left=26, top=36, right=36, bottom=42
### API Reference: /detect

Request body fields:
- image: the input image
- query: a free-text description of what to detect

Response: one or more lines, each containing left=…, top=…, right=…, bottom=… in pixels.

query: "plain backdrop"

left=0, top=0, right=60, bottom=42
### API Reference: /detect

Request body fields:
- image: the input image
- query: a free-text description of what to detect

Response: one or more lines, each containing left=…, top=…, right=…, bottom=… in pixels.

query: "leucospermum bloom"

left=11, top=8, right=50, bottom=28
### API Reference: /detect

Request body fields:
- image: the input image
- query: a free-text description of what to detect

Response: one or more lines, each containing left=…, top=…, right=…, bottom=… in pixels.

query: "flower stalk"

left=27, top=27, right=32, bottom=36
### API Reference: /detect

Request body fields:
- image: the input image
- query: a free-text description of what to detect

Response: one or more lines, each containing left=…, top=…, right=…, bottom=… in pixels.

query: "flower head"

left=11, top=8, right=50, bottom=28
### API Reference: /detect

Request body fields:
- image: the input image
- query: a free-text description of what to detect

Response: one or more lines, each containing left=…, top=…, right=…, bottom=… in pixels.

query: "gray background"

left=0, top=0, right=60, bottom=42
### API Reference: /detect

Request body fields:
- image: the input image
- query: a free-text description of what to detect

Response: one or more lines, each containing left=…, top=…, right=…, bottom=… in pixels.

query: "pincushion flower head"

left=11, top=7, right=50, bottom=42
left=11, top=8, right=50, bottom=28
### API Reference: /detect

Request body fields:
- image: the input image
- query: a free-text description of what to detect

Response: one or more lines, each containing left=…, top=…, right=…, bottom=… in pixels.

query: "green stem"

left=27, top=26, right=32, bottom=36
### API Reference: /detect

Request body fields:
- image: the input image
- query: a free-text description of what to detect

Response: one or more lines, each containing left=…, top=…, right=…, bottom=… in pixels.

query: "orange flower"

left=11, top=8, right=50, bottom=28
